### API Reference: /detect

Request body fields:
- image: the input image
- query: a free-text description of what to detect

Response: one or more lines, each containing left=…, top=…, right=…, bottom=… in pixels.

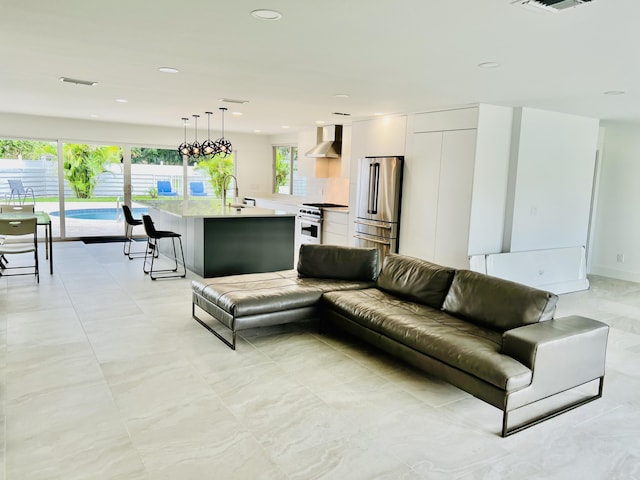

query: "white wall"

left=590, top=121, right=640, bottom=281
left=0, top=112, right=274, bottom=198
left=468, top=104, right=513, bottom=256
left=506, top=108, right=599, bottom=252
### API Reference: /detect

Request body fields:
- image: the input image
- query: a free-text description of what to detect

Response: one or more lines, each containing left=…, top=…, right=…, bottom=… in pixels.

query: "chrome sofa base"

left=192, top=301, right=237, bottom=350
left=502, top=377, right=604, bottom=437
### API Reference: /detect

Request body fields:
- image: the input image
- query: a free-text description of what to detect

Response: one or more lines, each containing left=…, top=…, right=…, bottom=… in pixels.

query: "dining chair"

left=0, top=204, right=35, bottom=268
left=0, top=216, right=39, bottom=282
left=142, top=215, right=186, bottom=280
left=0, top=204, right=35, bottom=214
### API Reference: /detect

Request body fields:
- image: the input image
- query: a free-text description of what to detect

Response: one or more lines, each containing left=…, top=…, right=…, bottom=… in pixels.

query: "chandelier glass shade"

left=178, top=109, right=233, bottom=159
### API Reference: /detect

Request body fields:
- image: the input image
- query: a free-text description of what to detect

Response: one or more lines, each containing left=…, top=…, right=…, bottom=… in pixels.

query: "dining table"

left=0, top=210, right=53, bottom=274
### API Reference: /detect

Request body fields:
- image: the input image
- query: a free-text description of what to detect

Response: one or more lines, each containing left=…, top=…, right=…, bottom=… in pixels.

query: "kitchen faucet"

left=222, top=174, right=239, bottom=207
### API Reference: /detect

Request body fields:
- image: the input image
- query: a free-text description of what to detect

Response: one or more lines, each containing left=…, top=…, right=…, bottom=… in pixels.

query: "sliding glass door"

left=0, top=138, right=60, bottom=236
left=60, top=143, right=125, bottom=239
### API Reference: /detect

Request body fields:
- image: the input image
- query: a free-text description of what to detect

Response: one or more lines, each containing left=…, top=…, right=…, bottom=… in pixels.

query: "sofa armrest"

left=502, top=316, right=609, bottom=400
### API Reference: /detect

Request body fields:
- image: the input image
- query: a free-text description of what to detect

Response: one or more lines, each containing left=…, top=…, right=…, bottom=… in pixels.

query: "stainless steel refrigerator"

left=354, top=156, right=404, bottom=258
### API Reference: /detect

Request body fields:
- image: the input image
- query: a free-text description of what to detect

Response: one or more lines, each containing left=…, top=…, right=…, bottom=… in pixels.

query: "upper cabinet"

left=351, top=115, right=408, bottom=159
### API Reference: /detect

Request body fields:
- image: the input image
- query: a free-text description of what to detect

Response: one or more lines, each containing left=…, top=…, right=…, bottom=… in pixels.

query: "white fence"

left=0, top=159, right=212, bottom=198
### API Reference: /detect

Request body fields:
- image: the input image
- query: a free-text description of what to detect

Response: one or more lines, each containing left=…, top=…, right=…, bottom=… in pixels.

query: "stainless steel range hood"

left=305, top=124, right=342, bottom=158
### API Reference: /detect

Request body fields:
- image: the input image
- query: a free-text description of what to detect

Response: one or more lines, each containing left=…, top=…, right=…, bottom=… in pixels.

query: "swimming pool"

left=50, top=207, right=148, bottom=220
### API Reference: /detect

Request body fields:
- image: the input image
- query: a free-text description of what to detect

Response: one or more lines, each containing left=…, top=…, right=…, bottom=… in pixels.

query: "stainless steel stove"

left=297, top=203, right=347, bottom=244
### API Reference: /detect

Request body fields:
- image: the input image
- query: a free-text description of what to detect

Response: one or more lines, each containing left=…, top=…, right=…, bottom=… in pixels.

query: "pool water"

left=50, top=207, right=148, bottom=220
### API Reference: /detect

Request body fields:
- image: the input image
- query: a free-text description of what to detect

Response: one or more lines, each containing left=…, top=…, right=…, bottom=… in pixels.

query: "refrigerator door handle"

left=367, top=163, right=375, bottom=214
left=354, top=220, right=392, bottom=230
left=371, top=163, right=380, bottom=214
left=353, top=234, right=391, bottom=246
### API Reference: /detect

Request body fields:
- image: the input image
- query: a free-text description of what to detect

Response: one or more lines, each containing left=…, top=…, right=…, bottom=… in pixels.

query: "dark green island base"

left=145, top=200, right=295, bottom=278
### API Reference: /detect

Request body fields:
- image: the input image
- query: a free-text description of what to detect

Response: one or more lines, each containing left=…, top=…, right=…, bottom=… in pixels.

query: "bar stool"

left=122, top=205, right=147, bottom=259
left=142, top=214, right=186, bottom=280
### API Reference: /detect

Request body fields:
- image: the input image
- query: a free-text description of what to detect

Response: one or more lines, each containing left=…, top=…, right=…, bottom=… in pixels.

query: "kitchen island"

left=143, top=200, right=295, bottom=278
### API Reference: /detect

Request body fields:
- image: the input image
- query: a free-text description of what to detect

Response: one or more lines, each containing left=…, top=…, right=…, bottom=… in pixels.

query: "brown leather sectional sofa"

left=191, top=244, right=609, bottom=436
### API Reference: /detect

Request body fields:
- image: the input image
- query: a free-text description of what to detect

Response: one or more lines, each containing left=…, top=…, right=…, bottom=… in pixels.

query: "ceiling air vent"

left=513, top=0, right=593, bottom=12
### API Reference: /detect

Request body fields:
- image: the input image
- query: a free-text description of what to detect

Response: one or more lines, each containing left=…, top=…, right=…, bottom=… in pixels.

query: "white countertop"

left=141, top=200, right=295, bottom=219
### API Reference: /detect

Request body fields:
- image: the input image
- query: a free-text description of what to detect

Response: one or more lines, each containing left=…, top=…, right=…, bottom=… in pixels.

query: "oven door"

left=298, top=216, right=321, bottom=244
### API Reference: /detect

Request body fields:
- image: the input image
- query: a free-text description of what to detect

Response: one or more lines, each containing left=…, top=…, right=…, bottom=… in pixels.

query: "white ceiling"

left=0, top=0, right=636, bottom=135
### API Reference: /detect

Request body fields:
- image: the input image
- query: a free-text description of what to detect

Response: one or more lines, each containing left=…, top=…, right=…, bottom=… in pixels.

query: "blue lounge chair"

left=157, top=180, right=177, bottom=197
left=190, top=181, right=207, bottom=197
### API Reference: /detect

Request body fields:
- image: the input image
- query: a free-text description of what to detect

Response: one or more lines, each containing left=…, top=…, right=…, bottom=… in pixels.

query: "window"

left=274, top=145, right=305, bottom=196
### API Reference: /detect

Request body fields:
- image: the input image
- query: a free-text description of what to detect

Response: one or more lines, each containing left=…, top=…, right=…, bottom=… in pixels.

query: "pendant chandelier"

left=213, top=107, right=233, bottom=158
left=178, top=117, right=191, bottom=157
left=177, top=109, right=233, bottom=159
left=201, top=111, right=216, bottom=157
left=189, top=114, right=202, bottom=157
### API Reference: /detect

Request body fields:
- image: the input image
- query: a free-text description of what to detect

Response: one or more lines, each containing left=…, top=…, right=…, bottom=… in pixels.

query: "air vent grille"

left=513, top=0, right=592, bottom=11
left=59, top=77, right=97, bottom=86
left=218, top=98, right=249, bottom=104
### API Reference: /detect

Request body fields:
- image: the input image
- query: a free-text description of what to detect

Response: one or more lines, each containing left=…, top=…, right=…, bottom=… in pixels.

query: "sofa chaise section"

left=191, top=244, right=379, bottom=349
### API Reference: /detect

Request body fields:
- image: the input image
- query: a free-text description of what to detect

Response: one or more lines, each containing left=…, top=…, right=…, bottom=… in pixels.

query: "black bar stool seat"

left=142, top=214, right=186, bottom=280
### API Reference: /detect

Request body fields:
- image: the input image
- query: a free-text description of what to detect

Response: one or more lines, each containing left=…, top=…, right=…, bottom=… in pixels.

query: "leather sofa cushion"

left=297, top=244, right=379, bottom=281
left=193, top=273, right=374, bottom=317
left=442, top=270, right=558, bottom=332
left=323, top=288, right=532, bottom=391
left=375, top=254, right=455, bottom=309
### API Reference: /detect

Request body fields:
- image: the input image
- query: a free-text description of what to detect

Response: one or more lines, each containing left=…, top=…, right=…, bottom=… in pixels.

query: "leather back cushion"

left=375, top=254, right=455, bottom=308
left=442, top=270, right=558, bottom=332
left=297, top=244, right=379, bottom=281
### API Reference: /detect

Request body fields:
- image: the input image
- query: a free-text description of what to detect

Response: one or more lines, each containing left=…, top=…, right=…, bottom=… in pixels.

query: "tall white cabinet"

left=400, top=105, right=513, bottom=269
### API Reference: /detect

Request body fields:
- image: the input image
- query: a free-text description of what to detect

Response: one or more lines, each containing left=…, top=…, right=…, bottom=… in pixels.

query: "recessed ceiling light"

left=334, top=94, right=349, bottom=98
left=90, top=114, right=99, bottom=118
left=315, top=120, right=326, bottom=125
left=158, top=67, right=179, bottom=73
left=231, top=111, right=243, bottom=116
left=115, top=98, right=128, bottom=103
left=251, top=9, right=282, bottom=20
left=604, top=90, right=625, bottom=96
left=478, top=62, right=501, bottom=69
left=254, top=129, right=262, bottom=133
left=282, top=125, right=290, bottom=129
left=373, top=112, right=385, bottom=116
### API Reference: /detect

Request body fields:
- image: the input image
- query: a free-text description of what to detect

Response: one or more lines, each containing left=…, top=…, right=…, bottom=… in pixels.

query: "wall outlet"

left=616, top=253, right=625, bottom=263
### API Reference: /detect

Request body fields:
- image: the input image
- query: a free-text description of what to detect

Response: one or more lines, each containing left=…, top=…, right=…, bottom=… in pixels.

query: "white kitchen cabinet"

left=400, top=129, right=476, bottom=269
left=400, top=131, right=442, bottom=260
left=322, top=210, right=349, bottom=246
left=433, top=129, right=477, bottom=268
left=351, top=115, right=407, bottom=159
left=399, top=105, right=513, bottom=270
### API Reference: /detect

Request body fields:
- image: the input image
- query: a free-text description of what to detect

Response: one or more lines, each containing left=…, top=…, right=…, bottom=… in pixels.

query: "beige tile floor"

left=1, top=241, right=639, bottom=480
